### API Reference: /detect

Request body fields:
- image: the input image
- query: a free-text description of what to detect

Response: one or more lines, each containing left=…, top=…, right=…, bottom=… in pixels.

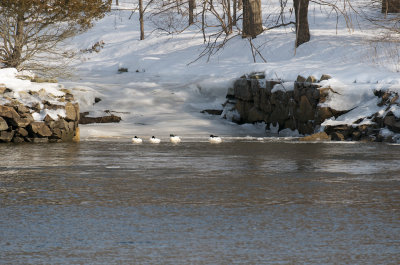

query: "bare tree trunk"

left=233, top=0, right=237, bottom=26
left=189, top=0, right=196, bottom=25
left=139, top=0, right=144, bottom=40
left=227, top=0, right=232, bottom=32
left=116, top=0, right=119, bottom=6
left=9, top=12, right=25, bottom=68
left=382, top=0, right=400, bottom=13
left=238, top=0, right=243, bottom=10
left=294, top=0, right=310, bottom=47
left=242, top=0, right=263, bottom=38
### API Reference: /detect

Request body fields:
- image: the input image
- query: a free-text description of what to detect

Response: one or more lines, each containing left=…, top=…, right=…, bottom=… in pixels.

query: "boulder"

left=0, top=130, right=15, bottom=142
left=319, top=74, right=332, bottom=81
left=17, top=127, right=29, bottom=137
left=0, top=117, right=8, bottom=131
left=233, top=78, right=253, bottom=101
left=296, top=95, right=315, bottom=122
left=29, top=122, right=52, bottom=137
left=72, top=127, right=80, bottom=142
left=0, top=105, right=20, bottom=119
left=12, top=137, right=25, bottom=143
left=331, top=132, right=345, bottom=141
left=11, top=117, right=31, bottom=128
left=0, top=84, right=6, bottom=94
left=306, top=75, right=318, bottom=83
left=65, top=102, right=77, bottom=121
left=296, top=75, right=306, bottom=82
left=316, top=107, right=333, bottom=123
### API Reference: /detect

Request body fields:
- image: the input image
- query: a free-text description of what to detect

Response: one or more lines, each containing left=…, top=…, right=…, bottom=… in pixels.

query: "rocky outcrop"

left=224, top=73, right=400, bottom=143
left=0, top=84, right=80, bottom=143
left=79, top=111, right=121, bottom=124
left=223, top=73, right=335, bottom=135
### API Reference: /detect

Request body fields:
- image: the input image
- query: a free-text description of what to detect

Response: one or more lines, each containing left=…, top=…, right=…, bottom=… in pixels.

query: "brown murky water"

left=1, top=140, right=400, bottom=264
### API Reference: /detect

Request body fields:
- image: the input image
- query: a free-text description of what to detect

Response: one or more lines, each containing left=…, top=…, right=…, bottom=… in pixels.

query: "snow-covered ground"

left=2, top=1, right=400, bottom=141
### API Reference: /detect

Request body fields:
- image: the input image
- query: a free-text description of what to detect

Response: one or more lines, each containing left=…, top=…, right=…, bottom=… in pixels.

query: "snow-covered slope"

left=57, top=1, right=400, bottom=140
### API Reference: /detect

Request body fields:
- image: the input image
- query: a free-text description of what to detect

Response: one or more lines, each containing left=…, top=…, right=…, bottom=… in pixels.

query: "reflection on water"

left=0, top=140, right=399, bottom=264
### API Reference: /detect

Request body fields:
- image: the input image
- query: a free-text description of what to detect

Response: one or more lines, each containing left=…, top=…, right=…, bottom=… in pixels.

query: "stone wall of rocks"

left=223, top=73, right=400, bottom=142
left=224, top=73, right=336, bottom=135
left=0, top=84, right=80, bottom=143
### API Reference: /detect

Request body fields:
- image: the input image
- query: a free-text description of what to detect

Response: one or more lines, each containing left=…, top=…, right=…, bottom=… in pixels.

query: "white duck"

left=170, top=134, right=181, bottom=144
left=209, top=134, right=222, bottom=144
left=149, top=136, right=161, bottom=144
left=132, top=136, right=143, bottom=144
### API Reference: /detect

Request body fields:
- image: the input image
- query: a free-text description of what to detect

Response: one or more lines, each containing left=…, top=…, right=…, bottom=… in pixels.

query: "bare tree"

left=0, top=0, right=111, bottom=71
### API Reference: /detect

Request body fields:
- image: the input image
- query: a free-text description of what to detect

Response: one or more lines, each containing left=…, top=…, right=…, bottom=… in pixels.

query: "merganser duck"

left=132, top=136, right=143, bottom=144
left=149, top=136, right=161, bottom=144
left=209, top=135, right=222, bottom=144
left=170, top=134, right=181, bottom=144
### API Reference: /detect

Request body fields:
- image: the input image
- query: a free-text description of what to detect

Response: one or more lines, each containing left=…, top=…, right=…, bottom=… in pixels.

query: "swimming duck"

left=170, top=134, right=181, bottom=144
left=149, top=136, right=161, bottom=144
left=132, top=136, right=143, bottom=144
left=209, top=134, right=222, bottom=144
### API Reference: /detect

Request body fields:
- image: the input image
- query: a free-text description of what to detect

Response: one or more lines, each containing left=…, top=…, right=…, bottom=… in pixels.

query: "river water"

left=1, top=139, right=399, bottom=264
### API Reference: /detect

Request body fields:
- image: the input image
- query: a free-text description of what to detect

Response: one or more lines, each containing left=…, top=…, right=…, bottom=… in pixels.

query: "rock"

left=17, top=127, right=29, bottom=137
left=0, top=84, right=7, bottom=94
left=331, top=132, right=345, bottom=141
left=201, top=109, right=223, bottom=115
left=233, top=78, right=253, bottom=101
left=21, top=113, right=34, bottom=122
left=248, top=107, right=265, bottom=123
left=296, top=75, right=306, bottom=82
left=65, top=102, right=77, bottom=121
left=11, top=117, right=31, bottom=128
left=12, top=137, right=25, bottom=143
left=284, top=119, right=297, bottom=131
left=269, top=104, right=289, bottom=126
left=0, top=130, right=15, bottom=142
left=384, top=115, right=400, bottom=132
left=351, top=131, right=362, bottom=141
left=316, top=107, right=333, bottom=123
left=72, top=127, right=80, bottom=142
left=319, top=74, right=332, bottom=81
left=0, top=117, right=8, bottom=131
left=29, top=122, right=52, bottom=137
left=0, top=105, right=20, bottom=120
left=297, top=121, right=314, bottom=135
left=16, top=104, right=30, bottom=114
left=300, top=132, right=331, bottom=141
left=44, top=115, right=55, bottom=122
left=73, top=103, right=80, bottom=121
left=297, top=95, right=315, bottom=122
left=61, top=128, right=75, bottom=141
left=306, top=76, right=318, bottom=83
left=79, top=113, right=122, bottom=125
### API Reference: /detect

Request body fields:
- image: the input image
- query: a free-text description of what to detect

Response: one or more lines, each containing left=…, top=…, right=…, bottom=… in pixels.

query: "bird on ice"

left=149, top=136, right=161, bottom=144
left=209, top=135, right=222, bottom=144
left=132, top=136, right=143, bottom=144
left=170, top=134, right=181, bottom=144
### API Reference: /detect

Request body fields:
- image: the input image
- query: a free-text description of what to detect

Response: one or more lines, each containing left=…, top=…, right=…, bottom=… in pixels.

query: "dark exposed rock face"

left=224, top=73, right=400, bottom=142
left=223, top=74, right=332, bottom=135
left=79, top=112, right=121, bottom=125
